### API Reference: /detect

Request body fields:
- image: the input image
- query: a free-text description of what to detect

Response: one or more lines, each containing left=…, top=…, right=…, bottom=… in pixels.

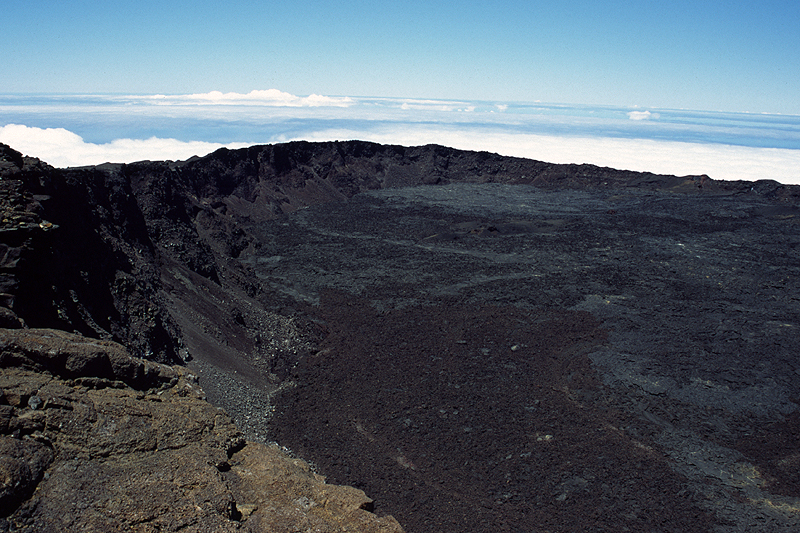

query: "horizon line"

left=2, top=91, right=797, bottom=117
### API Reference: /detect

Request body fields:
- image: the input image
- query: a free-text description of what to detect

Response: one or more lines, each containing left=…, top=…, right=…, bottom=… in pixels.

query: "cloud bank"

left=0, top=124, right=250, bottom=167
left=2, top=122, right=799, bottom=184
left=627, top=110, right=660, bottom=120
left=295, top=126, right=800, bottom=184
left=145, top=89, right=354, bottom=107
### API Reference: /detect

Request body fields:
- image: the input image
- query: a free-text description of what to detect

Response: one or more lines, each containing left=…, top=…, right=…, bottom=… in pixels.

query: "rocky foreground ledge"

left=0, top=328, right=402, bottom=532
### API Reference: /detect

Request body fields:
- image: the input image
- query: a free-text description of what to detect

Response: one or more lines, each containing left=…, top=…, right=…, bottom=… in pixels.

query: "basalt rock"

left=0, top=144, right=180, bottom=364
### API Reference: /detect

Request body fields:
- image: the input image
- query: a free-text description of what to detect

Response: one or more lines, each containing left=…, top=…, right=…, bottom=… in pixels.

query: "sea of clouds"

left=1, top=90, right=799, bottom=184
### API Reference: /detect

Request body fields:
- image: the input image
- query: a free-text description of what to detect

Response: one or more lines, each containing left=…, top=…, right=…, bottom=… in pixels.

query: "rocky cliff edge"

left=0, top=328, right=402, bottom=532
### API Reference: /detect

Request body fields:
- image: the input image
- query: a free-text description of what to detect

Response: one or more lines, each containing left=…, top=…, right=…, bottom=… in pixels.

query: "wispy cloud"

left=144, top=89, right=354, bottom=107
left=395, top=98, right=475, bottom=112
left=627, top=110, right=659, bottom=120
left=0, top=124, right=250, bottom=167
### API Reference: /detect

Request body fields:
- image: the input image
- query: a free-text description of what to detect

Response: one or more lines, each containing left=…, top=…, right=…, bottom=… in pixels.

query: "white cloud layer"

left=2, top=123, right=799, bottom=185
left=145, top=89, right=354, bottom=107
left=0, top=124, right=250, bottom=167
left=627, top=110, right=659, bottom=120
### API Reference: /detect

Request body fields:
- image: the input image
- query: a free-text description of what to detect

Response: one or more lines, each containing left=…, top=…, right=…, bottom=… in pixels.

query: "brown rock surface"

left=0, top=328, right=402, bottom=532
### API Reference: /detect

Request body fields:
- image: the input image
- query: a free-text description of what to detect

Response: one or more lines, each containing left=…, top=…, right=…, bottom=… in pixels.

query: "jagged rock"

left=0, top=329, right=402, bottom=532
left=0, top=308, right=23, bottom=329
left=0, top=435, right=52, bottom=513
left=0, top=145, right=182, bottom=364
left=0, top=329, right=177, bottom=390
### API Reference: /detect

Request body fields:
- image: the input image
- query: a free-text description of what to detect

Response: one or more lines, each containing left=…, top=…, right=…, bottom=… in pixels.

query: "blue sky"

left=3, top=1, right=799, bottom=114
left=2, top=2, right=799, bottom=183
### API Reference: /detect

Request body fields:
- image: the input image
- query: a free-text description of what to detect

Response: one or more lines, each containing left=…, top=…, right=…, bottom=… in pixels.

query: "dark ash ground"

left=196, top=184, right=800, bottom=532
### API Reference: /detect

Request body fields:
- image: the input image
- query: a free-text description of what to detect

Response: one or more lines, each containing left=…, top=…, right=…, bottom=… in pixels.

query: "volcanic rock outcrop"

left=0, top=328, right=402, bottom=532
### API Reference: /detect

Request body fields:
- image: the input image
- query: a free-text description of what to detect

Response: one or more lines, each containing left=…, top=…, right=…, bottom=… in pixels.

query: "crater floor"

left=231, top=184, right=799, bottom=532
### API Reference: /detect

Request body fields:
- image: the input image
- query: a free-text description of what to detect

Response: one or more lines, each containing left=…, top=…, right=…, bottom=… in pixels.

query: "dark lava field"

left=232, top=184, right=799, bottom=532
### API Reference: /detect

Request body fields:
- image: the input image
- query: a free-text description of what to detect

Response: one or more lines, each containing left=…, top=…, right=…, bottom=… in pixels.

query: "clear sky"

left=2, top=1, right=799, bottom=114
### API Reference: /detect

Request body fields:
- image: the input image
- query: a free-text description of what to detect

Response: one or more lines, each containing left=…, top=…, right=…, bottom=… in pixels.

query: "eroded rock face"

left=0, top=328, right=177, bottom=389
left=0, top=144, right=180, bottom=364
left=0, top=328, right=402, bottom=532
